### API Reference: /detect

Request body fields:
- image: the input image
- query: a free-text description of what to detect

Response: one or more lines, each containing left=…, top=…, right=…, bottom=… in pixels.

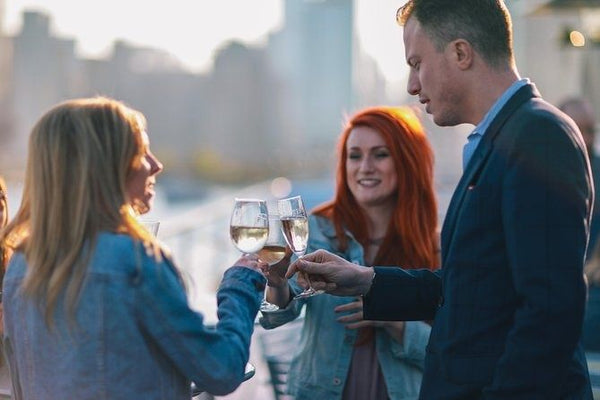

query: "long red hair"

left=312, top=106, right=439, bottom=269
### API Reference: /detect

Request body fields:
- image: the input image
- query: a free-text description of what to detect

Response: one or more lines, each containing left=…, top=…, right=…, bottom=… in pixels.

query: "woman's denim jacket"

left=3, top=232, right=265, bottom=400
left=260, top=215, right=431, bottom=400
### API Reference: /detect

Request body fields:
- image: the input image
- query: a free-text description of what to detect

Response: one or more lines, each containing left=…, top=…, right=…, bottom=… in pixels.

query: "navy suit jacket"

left=364, top=84, right=593, bottom=399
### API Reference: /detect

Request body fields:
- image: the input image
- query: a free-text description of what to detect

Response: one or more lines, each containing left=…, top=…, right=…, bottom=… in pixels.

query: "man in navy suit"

left=287, top=0, right=593, bottom=398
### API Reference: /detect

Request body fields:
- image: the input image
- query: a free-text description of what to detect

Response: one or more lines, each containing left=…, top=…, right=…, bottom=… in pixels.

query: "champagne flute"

left=229, top=198, right=269, bottom=255
left=278, top=195, right=323, bottom=299
left=256, top=212, right=288, bottom=311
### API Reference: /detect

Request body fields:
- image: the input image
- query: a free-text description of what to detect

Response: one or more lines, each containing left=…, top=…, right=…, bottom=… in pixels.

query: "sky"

left=2, top=0, right=409, bottom=85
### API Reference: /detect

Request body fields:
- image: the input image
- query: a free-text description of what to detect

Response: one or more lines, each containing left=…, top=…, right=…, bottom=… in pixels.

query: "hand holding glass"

left=256, top=213, right=288, bottom=311
left=229, top=198, right=276, bottom=312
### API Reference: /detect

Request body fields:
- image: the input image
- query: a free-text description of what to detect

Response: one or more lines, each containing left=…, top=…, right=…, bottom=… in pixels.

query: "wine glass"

left=256, top=212, right=288, bottom=311
left=278, top=195, right=323, bottom=299
left=229, top=198, right=272, bottom=311
left=229, top=198, right=269, bottom=255
left=140, top=219, right=160, bottom=237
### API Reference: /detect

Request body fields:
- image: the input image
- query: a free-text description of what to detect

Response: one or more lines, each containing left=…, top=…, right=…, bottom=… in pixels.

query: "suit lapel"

left=440, top=84, right=541, bottom=264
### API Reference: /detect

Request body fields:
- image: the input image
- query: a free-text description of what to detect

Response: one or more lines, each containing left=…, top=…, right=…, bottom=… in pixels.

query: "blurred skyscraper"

left=2, top=0, right=598, bottom=189
left=0, top=1, right=388, bottom=181
left=268, top=0, right=355, bottom=149
left=0, top=0, right=12, bottom=159
left=8, top=11, right=78, bottom=173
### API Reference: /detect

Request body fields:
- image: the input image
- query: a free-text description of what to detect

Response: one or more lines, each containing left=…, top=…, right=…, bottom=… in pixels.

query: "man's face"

left=403, top=17, right=466, bottom=126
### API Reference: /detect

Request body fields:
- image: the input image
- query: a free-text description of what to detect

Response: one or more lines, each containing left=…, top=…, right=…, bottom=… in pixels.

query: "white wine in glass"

left=256, top=213, right=288, bottom=312
left=280, top=217, right=308, bottom=256
left=278, top=195, right=323, bottom=299
left=229, top=199, right=269, bottom=254
left=257, top=244, right=287, bottom=265
left=230, top=226, right=269, bottom=254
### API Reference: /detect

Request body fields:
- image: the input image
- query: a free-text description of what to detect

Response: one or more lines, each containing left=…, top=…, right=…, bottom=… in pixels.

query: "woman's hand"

left=335, top=297, right=385, bottom=329
left=261, top=247, right=294, bottom=308
left=261, top=246, right=293, bottom=288
left=335, top=297, right=405, bottom=343
left=234, top=254, right=268, bottom=274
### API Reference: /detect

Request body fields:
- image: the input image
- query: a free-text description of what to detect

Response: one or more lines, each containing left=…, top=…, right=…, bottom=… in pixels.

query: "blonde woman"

left=0, top=97, right=267, bottom=399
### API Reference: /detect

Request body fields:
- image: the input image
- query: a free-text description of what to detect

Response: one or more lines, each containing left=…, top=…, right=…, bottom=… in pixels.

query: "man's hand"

left=286, top=249, right=374, bottom=297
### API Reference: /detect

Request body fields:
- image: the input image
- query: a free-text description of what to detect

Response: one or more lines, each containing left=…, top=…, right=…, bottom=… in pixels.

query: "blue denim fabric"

left=260, top=215, right=431, bottom=400
left=2, top=232, right=265, bottom=400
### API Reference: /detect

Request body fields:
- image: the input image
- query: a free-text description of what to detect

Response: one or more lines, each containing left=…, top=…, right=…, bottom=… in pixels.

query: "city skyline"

left=3, top=0, right=411, bottom=85
left=0, top=0, right=395, bottom=183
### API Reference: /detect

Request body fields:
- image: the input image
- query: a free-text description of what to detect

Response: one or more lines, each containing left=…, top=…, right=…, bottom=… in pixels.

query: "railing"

left=157, top=180, right=275, bottom=320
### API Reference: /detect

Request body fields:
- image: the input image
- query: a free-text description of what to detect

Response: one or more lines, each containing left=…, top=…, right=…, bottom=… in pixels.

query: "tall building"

left=205, top=0, right=386, bottom=180
left=0, top=0, right=15, bottom=171
left=268, top=0, right=358, bottom=154
left=0, top=0, right=12, bottom=157
left=10, top=11, right=78, bottom=167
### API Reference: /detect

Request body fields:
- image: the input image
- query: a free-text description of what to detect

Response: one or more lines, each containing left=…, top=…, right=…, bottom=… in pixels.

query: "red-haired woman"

left=260, top=106, right=440, bottom=400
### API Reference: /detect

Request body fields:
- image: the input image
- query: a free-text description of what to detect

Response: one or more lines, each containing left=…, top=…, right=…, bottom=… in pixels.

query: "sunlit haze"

left=3, top=0, right=409, bottom=84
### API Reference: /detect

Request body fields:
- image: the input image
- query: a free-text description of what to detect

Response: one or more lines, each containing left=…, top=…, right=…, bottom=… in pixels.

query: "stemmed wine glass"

left=256, top=212, right=288, bottom=311
left=278, top=195, right=323, bottom=299
left=229, top=198, right=269, bottom=255
left=229, top=198, right=273, bottom=311
left=139, top=219, right=160, bottom=237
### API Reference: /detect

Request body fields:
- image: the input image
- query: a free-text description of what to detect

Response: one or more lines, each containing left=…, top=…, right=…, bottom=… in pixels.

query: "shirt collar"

left=475, top=78, right=529, bottom=137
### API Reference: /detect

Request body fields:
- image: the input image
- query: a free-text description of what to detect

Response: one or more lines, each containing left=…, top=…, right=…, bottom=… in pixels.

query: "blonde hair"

left=0, top=175, right=9, bottom=270
left=0, top=176, right=7, bottom=228
left=0, top=97, right=160, bottom=324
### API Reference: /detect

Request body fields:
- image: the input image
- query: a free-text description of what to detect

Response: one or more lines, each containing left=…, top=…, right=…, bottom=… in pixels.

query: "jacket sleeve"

left=134, top=249, right=265, bottom=396
left=258, top=288, right=304, bottom=329
left=259, top=215, right=333, bottom=329
left=482, top=116, right=590, bottom=399
left=363, top=267, right=442, bottom=321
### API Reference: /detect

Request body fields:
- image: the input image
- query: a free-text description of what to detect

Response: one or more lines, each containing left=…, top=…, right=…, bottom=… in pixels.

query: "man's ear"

left=451, top=39, right=474, bottom=70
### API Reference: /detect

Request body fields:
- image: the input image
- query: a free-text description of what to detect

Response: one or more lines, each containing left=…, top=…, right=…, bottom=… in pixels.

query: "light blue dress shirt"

left=462, top=78, right=530, bottom=170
